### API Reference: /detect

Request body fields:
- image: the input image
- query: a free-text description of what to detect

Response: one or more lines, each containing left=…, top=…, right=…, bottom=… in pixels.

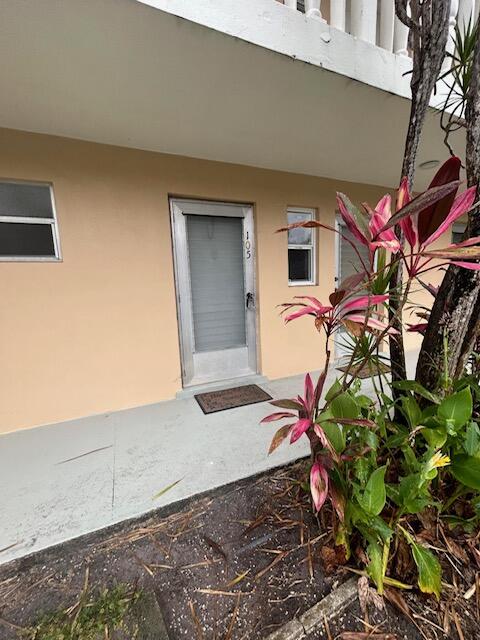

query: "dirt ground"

left=0, top=461, right=479, bottom=639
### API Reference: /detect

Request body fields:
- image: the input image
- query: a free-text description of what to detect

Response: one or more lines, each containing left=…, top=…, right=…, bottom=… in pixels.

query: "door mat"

left=337, top=362, right=391, bottom=379
left=194, top=384, right=272, bottom=414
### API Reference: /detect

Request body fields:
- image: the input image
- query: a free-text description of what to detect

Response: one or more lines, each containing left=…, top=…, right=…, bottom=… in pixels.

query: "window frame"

left=452, top=221, right=466, bottom=245
left=0, top=178, right=62, bottom=262
left=287, top=206, right=316, bottom=286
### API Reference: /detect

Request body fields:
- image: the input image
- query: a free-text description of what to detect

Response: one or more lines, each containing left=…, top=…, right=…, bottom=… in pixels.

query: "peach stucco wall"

left=0, top=128, right=421, bottom=433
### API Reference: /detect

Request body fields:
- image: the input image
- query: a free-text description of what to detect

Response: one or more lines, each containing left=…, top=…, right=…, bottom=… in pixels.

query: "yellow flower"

left=429, top=452, right=451, bottom=469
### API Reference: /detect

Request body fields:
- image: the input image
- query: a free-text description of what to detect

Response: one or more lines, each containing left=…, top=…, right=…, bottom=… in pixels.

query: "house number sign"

left=245, top=231, right=252, bottom=259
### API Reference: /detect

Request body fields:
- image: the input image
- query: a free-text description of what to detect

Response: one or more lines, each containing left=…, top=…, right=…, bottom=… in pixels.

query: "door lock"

left=246, top=292, right=255, bottom=309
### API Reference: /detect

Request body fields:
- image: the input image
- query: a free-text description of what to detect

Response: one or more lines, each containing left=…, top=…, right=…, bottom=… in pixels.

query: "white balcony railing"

left=279, top=0, right=479, bottom=60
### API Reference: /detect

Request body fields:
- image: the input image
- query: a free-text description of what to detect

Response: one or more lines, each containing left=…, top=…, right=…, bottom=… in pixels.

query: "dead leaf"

left=202, top=535, right=227, bottom=562
left=384, top=587, right=411, bottom=620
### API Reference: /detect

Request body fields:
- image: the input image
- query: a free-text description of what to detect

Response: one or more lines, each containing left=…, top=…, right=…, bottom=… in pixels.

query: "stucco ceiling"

left=0, top=0, right=465, bottom=190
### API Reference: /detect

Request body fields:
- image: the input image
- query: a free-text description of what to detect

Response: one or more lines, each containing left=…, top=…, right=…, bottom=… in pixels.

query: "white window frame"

left=287, top=207, right=316, bottom=286
left=0, top=179, right=62, bottom=262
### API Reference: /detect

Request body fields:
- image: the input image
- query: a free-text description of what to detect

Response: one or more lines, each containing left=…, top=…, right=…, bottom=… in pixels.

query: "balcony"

left=0, top=0, right=470, bottom=188
left=139, top=0, right=478, bottom=102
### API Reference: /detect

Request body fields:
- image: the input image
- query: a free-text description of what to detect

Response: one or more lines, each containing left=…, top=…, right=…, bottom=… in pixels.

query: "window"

left=0, top=180, right=61, bottom=260
left=452, top=222, right=466, bottom=245
left=287, top=207, right=316, bottom=285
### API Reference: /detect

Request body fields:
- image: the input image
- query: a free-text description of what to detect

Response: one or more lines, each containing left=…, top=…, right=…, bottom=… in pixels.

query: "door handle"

left=246, top=292, right=255, bottom=309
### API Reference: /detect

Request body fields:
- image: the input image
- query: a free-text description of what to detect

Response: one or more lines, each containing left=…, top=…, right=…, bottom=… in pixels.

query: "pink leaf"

left=314, top=370, right=327, bottom=408
left=310, top=462, right=329, bottom=512
left=369, top=237, right=401, bottom=253
left=397, top=176, right=417, bottom=247
left=260, top=411, right=296, bottom=423
left=407, top=323, right=428, bottom=334
left=368, top=195, right=392, bottom=237
left=284, top=306, right=318, bottom=323
left=446, top=235, right=480, bottom=248
left=337, top=193, right=369, bottom=247
left=346, top=314, right=400, bottom=335
left=417, top=156, right=461, bottom=244
left=451, top=261, right=480, bottom=270
left=340, top=294, right=389, bottom=314
left=399, top=216, right=417, bottom=248
left=268, top=424, right=294, bottom=455
left=380, top=180, right=461, bottom=232
left=397, top=176, right=411, bottom=211
left=304, top=373, right=314, bottom=414
left=329, top=482, right=345, bottom=522
left=293, top=296, right=332, bottom=313
left=338, top=271, right=368, bottom=291
left=421, top=186, right=477, bottom=248
left=290, top=418, right=312, bottom=443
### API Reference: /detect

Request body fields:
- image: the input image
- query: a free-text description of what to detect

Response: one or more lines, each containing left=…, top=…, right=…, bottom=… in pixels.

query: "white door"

left=335, top=218, right=371, bottom=359
left=170, top=199, right=257, bottom=387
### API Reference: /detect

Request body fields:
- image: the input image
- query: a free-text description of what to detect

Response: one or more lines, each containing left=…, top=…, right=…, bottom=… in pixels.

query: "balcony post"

left=283, top=0, right=297, bottom=9
left=304, top=0, right=325, bottom=21
left=379, top=0, right=395, bottom=51
left=457, top=0, right=475, bottom=33
left=393, top=14, right=409, bottom=56
left=351, top=0, right=377, bottom=45
left=442, top=0, right=459, bottom=71
left=330, top=0, right=346, bottom=31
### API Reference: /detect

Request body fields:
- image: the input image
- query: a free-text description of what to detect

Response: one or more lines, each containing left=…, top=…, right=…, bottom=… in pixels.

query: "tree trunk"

left=416, top=21, right=480, bottom=390
left=390, top=0, right=451, bottom=395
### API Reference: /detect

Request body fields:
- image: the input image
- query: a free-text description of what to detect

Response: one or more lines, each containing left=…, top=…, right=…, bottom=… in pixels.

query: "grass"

left=20, top=579, right=140, bottom=640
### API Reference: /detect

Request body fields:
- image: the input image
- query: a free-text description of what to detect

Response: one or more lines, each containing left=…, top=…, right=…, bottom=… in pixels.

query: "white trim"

left=0, top=180, right=62, bottom=262
left=287, top=206, right=316, bottom=286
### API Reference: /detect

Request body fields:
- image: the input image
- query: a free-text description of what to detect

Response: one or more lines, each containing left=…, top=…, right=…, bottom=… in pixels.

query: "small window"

left=0, top=181, right=61, bottom=260
left=287, top=207, right=316, bottom=285
left=452, top=222, right=466, bottom=245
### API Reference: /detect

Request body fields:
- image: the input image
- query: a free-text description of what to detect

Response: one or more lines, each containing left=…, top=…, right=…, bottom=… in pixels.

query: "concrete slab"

left=0, top=351, right=419, bottom=565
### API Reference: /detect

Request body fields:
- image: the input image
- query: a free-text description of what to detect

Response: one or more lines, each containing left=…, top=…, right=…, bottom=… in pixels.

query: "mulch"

left=0, top=461, right=479, bottom=639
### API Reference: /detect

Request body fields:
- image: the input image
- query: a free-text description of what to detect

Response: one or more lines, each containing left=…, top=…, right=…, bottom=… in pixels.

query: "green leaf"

left=450, top=454, right=480, bottom=490
left=321, top=421, right=345, bottom=453
left=354, top=458, right=370, bottom=486
left=411, top=542, right=442, bottom=600
left=398, top=474, right=431, bottom=514
left=325, top=380, right=341, bottom=402
left=400, top=527, right=442, bottom=599
left=400, top=395, right=422, bottom=429
left=422, top=426, right=448, bottom=449
left=368, top=515, right=393, bottom=543
left=359, top=466, right=386, bottom=516
left=438, top=387, right=472, bottom=429
left=330, top=392, right=358, bottom=420
left=392, top=380, right=440, bottom=404
left=366, top=541, right=384, bottom=594
left=465, top=422, right=480, bottom=456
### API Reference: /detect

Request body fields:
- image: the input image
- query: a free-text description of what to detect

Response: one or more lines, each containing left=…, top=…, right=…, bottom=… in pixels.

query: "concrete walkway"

left=0, top=353, right=418, bottom=565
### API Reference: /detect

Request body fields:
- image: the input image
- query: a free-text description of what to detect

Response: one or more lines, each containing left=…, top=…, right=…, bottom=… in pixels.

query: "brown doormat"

left=337, top=362, right=391, bottom=379
left=195, top=384, right=272, bottom=414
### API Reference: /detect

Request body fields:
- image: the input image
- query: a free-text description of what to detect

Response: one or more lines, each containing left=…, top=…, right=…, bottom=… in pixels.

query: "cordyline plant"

left=261, top=157, right=480, bottom=596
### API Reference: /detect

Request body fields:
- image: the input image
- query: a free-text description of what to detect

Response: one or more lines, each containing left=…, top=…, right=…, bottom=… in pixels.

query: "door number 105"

left=245, top=231, right=252, bottom=259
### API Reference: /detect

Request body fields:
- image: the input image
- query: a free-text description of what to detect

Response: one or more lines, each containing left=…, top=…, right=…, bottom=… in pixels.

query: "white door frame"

left=170, top=198, right=258, bottom=387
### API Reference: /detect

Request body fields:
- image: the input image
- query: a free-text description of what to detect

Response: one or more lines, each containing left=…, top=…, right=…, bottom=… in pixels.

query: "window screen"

left=0, top=181, right=60, bottom=260
left=287, top=208, right=316, bottom=284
